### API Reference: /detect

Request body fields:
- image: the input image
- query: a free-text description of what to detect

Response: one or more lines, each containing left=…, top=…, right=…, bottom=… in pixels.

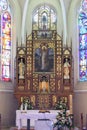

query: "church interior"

left=0, top=0, right=87, bottom=129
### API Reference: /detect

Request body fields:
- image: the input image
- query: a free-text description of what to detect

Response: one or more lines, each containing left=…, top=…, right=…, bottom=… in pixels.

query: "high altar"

left=14, top=4, right=74, bottom=111
left=16, top=110, right=60, bottom=129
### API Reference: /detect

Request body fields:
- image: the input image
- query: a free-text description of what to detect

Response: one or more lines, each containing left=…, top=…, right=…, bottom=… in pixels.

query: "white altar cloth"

left=16, top=110, right=59, bottom=130
left=35, top=120, right=53, bottom=130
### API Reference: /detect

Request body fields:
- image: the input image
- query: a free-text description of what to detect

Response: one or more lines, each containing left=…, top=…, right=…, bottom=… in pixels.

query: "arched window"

left=32, top=4, right=57, bottom=30
left=79, top=0, right=87, bottom=81
left=0, top=0, right=11, bottom=81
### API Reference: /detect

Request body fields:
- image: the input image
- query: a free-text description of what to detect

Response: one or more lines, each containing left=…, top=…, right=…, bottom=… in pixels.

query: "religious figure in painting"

left=19, top=58, right=25, bottom=79
left=41, top=46, right=48, bottom=70
left=63, top=58, right=71, bottom=79
left=35, top=46, right=54, bottom=72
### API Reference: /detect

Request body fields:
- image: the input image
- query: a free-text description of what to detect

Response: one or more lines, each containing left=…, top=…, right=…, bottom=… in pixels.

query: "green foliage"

left=54, top=98, right=74, bottom=130
left=54, top=98, right=68, bottom=110
left=21, top=97, right=33, bottom=110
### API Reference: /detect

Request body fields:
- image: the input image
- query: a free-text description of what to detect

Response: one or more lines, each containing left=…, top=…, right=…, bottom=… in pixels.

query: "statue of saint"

left=63, top=58, right=70, bottom=79
left=19, top=58, right=25, bottom=79
left=39, top=76, right=49, bottom=93
left=42, top=80, right=47, bottom=92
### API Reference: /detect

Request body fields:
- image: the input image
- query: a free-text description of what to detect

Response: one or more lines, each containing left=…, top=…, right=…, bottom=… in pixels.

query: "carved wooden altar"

left=14, top=4, right=74, bottom=111
left=14, top=32, right=73, bottom=110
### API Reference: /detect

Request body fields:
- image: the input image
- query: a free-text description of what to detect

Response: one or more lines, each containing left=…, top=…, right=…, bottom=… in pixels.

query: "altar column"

left=69, top=94, right=73, bottom=114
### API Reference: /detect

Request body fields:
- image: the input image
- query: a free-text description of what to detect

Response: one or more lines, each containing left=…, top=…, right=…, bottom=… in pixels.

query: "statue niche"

left=63, top=58, right=71, bottom=80
left=39, top=76, right=49, bottom=93
left=18, top=58, right=25, bottom=79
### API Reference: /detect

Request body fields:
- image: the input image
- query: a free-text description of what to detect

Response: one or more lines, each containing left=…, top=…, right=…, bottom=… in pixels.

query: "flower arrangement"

left=54, top=98, right=74, bottom=130
left=20, top=97, right=34, bottom=110
left=54, top=98, right=68, bottom=110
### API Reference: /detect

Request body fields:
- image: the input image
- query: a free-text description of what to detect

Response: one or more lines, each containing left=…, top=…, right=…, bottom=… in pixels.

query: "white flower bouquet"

left=54, top=98, right=74, bottom=130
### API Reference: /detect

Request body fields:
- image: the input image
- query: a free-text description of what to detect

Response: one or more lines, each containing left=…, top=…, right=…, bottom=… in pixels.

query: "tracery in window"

left=79, top=0, right=87, bottom=81
left=0, top=0, right=8, bottom=12
left=32, top=4, right=57, bottom=30
left=0, top=0, right=11, bottom=81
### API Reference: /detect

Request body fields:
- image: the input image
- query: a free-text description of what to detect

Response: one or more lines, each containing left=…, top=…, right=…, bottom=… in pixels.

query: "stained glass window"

left=79, top=0, right=87, bottom=81
left=0, top=0, right=11, bottom=81
left=32, top=4, right=57, bottom=30
left=0, top=0, right=8, bottom=12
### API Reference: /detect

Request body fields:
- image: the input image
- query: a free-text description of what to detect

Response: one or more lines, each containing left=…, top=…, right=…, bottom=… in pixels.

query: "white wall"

left=0, top=90, right=18, bottom=127
left=73, top=91, right=87, bottom=127
left=1, top=0, right=87, bottom=128
left=0, top=0, right=21, bottom=127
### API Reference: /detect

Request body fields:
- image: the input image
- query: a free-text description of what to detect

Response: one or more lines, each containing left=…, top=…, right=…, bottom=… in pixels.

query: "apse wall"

left=0, top=90, right=18, bottom=127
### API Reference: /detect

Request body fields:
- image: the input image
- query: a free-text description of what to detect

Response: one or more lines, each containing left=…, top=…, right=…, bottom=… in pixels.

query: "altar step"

left=10, top=127, right=56, bottom=130
left=10, top=127, right=34, bottom=130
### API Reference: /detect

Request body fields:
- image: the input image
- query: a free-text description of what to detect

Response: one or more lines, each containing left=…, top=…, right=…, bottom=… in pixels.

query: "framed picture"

left=34, top=45, right=54, bottom=72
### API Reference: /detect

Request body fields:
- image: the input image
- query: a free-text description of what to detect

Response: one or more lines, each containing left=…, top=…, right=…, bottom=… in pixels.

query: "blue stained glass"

left=82, top=0, right=87, bottom=12
left=80, top=50, right=86, bottom=57
left=85, top=50, right=87, bottom=58
left=79, top=35, right=87, bottom=49
left=79, top=0, right=87, bottom=81
left=79, top=65, right=87, bottom=81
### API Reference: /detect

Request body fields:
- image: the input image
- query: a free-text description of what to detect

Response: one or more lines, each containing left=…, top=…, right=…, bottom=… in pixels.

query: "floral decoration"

left=20, top=97, right=33, bottom=110
left=54, top=98, right=74, bottom=130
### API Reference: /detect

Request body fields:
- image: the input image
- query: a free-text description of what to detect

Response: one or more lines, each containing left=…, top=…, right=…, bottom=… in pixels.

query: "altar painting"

left=34, top=47, right=54, bottom=72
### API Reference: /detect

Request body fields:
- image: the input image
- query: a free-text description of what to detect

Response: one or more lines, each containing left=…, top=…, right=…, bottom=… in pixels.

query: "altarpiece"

left=14, top=4, right=74, bottom=111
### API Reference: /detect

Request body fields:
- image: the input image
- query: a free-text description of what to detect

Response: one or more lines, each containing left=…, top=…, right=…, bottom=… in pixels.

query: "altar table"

left=16, top=110, right=59, bottom=130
